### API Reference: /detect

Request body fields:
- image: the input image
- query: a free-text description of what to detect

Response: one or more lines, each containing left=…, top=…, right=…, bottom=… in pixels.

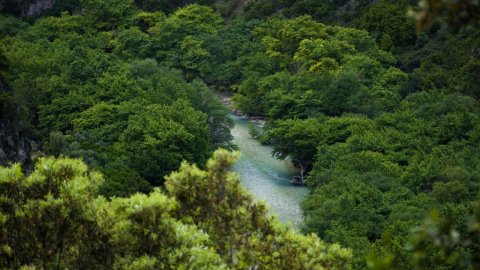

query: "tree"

left=0, top=157, right=226, bottom=269
left=294, top=38, right=355, bottom=73
left=255, top=16, right=328, bottom=68
left=0, top=157, right=107, bottom=269
left=166, top=149, right=352, bottom=269
left=321, top=72, right=364, bottom=116
left=118, top=100, right=210, bottom=185
left=81, top=0, right=137, bottom=29
left=1, top=151, right=353, bottom=269
left=302, top=178, right=386, bottom=268
left=150, top=4, right=223, bottom=61
left=187, top=80, right=235, bottom=150
left=114, top=27, right=153, bottom=59
left=263, top=118, right=323, bottom=184
left=412, top=0, right=480, bottom=30
left=358, top=0, right=416, bottom=50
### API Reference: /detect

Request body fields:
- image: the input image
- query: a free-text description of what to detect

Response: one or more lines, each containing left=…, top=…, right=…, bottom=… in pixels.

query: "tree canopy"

left=0, top=0, right=479, bottom=269
left=0, top=151, right=352, bottom=269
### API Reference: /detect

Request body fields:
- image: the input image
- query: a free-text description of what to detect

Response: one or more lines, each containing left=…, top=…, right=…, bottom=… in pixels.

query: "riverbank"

left=219, top=92, right=309, bottom=186
left=229, top=114, right=307, bottom=228
left=218, top=92, right=266, bottom=127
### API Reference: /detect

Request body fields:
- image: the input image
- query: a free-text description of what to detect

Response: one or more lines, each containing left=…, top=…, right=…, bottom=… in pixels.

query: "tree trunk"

left=290, top=161, right=307, bottom=185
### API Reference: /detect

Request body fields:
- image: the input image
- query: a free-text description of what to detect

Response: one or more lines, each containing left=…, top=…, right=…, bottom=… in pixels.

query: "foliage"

left=0, top=152, right=352, bottom=269
left=411, top=0, right=480, bottom=30
left=357, top=0, right=416, bottom=51
left=262, top=118, right=324, bottom=182
left=81, top=0, right=137, bottom=29
left=118, top=100, right=210, bottom=185
left=166, top=149, right=352, bottom=269
left=0, top=9, right=235, bottom=196
left=1, top=1, right=479, bottom=269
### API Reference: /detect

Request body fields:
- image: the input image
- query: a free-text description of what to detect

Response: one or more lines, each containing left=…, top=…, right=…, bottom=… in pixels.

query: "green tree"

left=255, top=16, right=328, bottom=68
left=150, top=4, right=222, bottom=62
left=114, top=27, right=153, bottom=59
left=0, top=157, right=226, bottom=269
left=0, top=157, right=107, bottom=269
left=118, top=100, right=210, bottom=185
left=166, top=149, right=352, bottom=269
left=263, top=118, right=324, bottom=183
left=81, top=0, right=137, bottom=29
left=358, top=0, right=416, bottom=50
left=1, top=151, right=353, bottom=269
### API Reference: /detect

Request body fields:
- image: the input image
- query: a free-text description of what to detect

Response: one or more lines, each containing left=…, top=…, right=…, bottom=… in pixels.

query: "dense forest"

left=0, top=0, right=479, bottom=269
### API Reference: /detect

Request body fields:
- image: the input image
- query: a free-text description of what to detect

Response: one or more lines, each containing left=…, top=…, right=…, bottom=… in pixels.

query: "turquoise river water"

left=230, top=114, right=308, bottom=228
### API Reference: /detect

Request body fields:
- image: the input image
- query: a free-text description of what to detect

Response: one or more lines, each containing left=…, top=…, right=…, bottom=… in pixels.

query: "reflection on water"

left=230, top=114, right=308, bottom=228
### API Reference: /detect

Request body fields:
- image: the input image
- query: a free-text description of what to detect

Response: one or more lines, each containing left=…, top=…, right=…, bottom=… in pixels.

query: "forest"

left=0, top=0, right=479, bottom=269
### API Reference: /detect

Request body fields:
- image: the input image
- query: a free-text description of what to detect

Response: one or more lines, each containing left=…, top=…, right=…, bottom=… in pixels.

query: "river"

left=230, top=114, right=308, bottom=228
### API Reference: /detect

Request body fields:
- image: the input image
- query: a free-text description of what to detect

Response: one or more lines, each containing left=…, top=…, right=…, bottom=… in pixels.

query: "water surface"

left=230, top=114, right=308, bottom=228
